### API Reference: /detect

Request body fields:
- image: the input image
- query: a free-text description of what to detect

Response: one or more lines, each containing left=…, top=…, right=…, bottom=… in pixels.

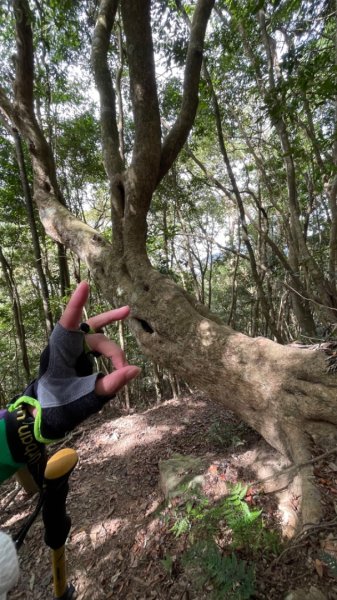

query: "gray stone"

left=284, top=586, right=327, bottom=600
left=159, top=453, right=207, bottom=499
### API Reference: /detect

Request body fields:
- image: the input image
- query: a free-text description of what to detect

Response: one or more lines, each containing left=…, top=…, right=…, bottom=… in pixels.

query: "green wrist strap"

left=0, top=418, right=24, bottom=484
left=8, top=397, right=55, bottom=445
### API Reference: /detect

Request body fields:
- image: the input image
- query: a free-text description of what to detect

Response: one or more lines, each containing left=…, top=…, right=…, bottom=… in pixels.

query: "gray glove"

left=8, top=323, right=109, bottom=443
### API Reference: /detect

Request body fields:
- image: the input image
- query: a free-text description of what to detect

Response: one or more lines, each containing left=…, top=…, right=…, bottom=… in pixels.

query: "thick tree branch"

left=6, top=0, right=112, bottom=281
left=158, top=0, right=214, bottom=184
left=12, top=0, right=61, bottom=200
left=121, top=0, right=161, bottom=199
left=91, top=0, right=123, bottom=181
left=13, top=0, right=34, bottom=112
left=0, top=88, right=17, bottom=126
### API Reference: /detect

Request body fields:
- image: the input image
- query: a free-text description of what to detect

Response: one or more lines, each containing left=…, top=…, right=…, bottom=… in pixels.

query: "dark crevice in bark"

left=133, top=318, right=154, bottom=334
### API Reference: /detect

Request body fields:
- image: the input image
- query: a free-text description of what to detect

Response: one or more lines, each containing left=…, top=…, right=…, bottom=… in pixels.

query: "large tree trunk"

left=117, top=261, right=337, bottom=527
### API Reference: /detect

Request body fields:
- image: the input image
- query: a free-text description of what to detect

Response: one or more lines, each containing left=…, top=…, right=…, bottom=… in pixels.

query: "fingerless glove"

left=8, top=323, right=111, bottom=443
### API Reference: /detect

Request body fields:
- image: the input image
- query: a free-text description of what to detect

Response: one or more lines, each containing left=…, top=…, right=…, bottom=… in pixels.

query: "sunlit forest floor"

left=1, top=394, right=336, bottom=599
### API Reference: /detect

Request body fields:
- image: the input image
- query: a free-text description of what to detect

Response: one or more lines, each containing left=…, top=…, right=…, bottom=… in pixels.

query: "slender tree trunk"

left=57, top=244, right=70, bottom=298
left=227, top=222, right=241, bottom=328
left=152, top=362, right=163, bottom=405
left=329, top=1, right=337, bottom=290
left=13, top=128, right=53, bottom=336
left=118, top=320, right=130, bottom=411
left=258, top=10, right=337, bottom=317
left=201, top=62, right=283, bottom=341
left=216, top=7, right=337, bottom=323
left=0, top=246, right=31, bottom=380
left=233, top=121, right=317, bottom=336
left=168, top=371, right=178, bottom=400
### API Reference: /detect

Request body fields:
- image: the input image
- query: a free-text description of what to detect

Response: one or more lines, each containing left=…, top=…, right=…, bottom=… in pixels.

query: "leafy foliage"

left=183, top=540, right=256, bottom=600
left=168, top=482, right=282, bottom=597
left=170, top=482, right=280, bottom=551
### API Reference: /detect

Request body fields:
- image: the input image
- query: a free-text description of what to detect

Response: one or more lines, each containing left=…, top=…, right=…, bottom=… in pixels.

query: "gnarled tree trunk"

left=2, top=0, right=337, bottom=530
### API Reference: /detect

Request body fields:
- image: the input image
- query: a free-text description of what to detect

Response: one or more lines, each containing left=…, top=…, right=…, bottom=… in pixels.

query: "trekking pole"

left=13, top=491, right=45, bottom=550
left=42, top=448, right=78, bottom=600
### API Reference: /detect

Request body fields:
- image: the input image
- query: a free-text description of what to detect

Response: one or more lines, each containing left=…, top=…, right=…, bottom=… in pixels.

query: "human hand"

left=59, top=280, right=140, bottom=396
left=9, top=282, right=140, bottom=443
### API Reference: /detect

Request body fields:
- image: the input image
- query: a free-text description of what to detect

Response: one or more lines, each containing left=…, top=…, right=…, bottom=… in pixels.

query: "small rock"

left=285, top=586, right=327, bottom=600
left=158, top=454, right=208, bottom=498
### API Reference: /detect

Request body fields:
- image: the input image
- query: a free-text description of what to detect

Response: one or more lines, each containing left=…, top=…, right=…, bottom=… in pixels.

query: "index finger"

left=85, top=333, right=128, bottom=369
left=87, top=306, right=130, bottom=331
left=59, top=281, right=89, bottom=330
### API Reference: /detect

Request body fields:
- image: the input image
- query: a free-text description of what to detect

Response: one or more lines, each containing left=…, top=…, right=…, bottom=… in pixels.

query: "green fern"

left=169, top=483, right=281, bottom=554
left=170, top=492, right=210, bottom=536
left=222, top=483, right=262, bottom=548
left=183, top=540, right=256, bottom=599
left=168, top=485, right=281, bottom=598
left=319, top=551, right=337, bottom=577
left=171, top=515, right=191, bottom=537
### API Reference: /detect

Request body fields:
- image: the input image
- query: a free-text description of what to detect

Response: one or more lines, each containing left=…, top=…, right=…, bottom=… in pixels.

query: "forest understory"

left=1, top=393, right=337, bottom=600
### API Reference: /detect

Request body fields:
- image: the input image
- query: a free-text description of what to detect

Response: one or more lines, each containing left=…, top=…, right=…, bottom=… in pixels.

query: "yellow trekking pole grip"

left=43, top=448, right=78, bottom=600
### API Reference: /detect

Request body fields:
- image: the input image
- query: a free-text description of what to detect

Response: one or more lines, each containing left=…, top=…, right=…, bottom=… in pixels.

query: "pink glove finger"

left=86, top=333, right=128, bottom=369
left=87, top=306, right=130, bottom=331
left=60, top=281, right=89, bottom=330
left=95, top=366, right=141, bottom=397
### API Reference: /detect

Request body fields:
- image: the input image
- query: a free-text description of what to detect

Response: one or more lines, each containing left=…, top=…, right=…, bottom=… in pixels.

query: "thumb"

left=95, top=366, right=141, bottom=397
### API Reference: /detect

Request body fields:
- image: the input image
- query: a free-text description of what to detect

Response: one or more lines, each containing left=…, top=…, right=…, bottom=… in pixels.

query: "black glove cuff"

left=40, top=390, right=113, bottom=440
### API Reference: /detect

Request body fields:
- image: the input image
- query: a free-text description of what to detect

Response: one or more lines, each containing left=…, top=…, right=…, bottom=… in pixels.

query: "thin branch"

left=284, top=282, right=337, bottom=313
left=250, top=444, right=337, bottom=490
left=174, top=231, right=248, bottom=261
left=185, top=144, right=234, bottom=200
left=0, top=87, right=17, bottom=127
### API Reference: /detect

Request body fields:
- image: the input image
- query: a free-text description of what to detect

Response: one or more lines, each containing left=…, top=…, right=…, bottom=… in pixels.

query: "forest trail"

left=1, top=395, right=335, bottom=599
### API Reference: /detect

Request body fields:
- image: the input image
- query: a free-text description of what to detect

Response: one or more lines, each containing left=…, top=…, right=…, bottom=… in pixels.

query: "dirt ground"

left=1, top=393, right=337, bottom=599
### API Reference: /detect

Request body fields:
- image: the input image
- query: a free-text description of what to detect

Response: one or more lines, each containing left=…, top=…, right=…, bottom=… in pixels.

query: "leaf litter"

left=1, top=394, right=337, bottom=599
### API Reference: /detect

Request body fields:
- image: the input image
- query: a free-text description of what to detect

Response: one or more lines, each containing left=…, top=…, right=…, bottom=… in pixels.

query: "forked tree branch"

left=12, top=0, right=61, bottom=199
left=158, top=0, right=215, bottom=184
left=121, top=0, right=162, bottom=199
left=91, top=0, right=123, bottom=180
